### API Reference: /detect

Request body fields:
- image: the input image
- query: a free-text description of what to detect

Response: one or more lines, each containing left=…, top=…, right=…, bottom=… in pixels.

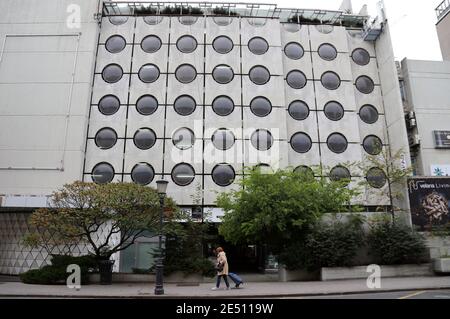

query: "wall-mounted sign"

left=431, top=165, right=450, bottom=176
left=433, top=131, right=450, bottom=149
left=408, top=177, right=450, bottom=231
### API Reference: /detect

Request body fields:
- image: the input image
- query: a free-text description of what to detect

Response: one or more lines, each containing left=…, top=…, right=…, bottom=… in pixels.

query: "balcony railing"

left=436, top=0, right=450, bottom=22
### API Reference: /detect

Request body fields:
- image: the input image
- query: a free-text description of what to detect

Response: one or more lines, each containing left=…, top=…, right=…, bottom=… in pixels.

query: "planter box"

left=321, top=264, right=433, bottom=281
left=425, top=235, right=450, bottom=259
left=278, top=266, right=319, bottom=282
left=433, top=258, right=450, bottom=274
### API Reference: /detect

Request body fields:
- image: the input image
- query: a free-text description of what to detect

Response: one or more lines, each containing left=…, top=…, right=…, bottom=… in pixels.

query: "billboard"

left=408, top=177, right=450, bottom=231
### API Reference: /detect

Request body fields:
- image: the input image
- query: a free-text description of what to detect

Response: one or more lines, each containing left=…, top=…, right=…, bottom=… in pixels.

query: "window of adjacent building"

left=356, top=76, right=375, bottom=94
left=286, top=70, right=307, bottom=89
left=175, top=64, right=197, bottom=83
left=212, top=64, right=234, bottom=84
left=95, top=127, right=117, bottom=149
left=212, top=96, right=234, bottom=116
left=321, top=71, right=341, bottom=90
left=105, top=35, right=126, bottom=53
left=131, top=163, right=155, bottom=185
left=284, top=42, right=304, bottom=60
left=359, top=105, right=379, bottom=124
left=133, top=128, right=156, bottom=150
left=98, top=95, right=120, bottom=115
left=109, top=16, right=128, bottom=25
left=250, top=97, right=272, bottom=117
left=102, top=64, right=123, bottom=83
left=212, top=164, right=235, bottom=186
left=288, top=100, right=309, bottom=121
left=212, top=129, right=235, bottom=150
left=92, top=162, right=114, bottom=184
left=212, top=36, right=233, bottom=54
left=171, top=163, right=195, bottom=186
left=248, top=37, right=269, bottom=55
left=178, top=16, right=198, bottom=25
left=141, top=35, right=162, bottom=53
left=352, top=48, right=370, bottom=66
left=176, top=35, right=197, bottom=53
left=327, top=133, right=348, bottom=153
left=324, top=101, right=344, bottom=121
left=366, top=167, right=387, bottom=188
left=329, top=166, right=351, bottom=184
left=363, top=135, right=383, bottom=155
left=143, top=16, right=163, bottom=25
left=290, top=132, right=312, bottom=153
left=249, top=66, right=270, bottom=85
left=318, top=43, right=337, bottom=61
left=251, top=129, right=273, bottom=151
left=138, top=64, right=160, bottom=83
left=174, top=95, right=196, bottom=116
left=172, top=127, right=195, bottom=150
left=136, top=95, right=158, bottom=115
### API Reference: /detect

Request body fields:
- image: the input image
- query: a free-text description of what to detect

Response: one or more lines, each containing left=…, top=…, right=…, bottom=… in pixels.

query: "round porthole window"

left=95, top=128, right=117, bottom=150
left=324, top=101, right=344, bottom=121
left=98, top=95, right=120, bottom=115
left=288, top=101, right=309, bottom=121
left=143, top=16, right=163, bottom=25
left=133, top=128, right=156, bottom=150
left=352, top=48, right=370, bottom=66
left=172, top=128, right=195, bottom=150
left=176, top=35, right=197, bottom=53
left=294, top=165, right=314, bottom=178
left=321, top=72, right=341, bottom=90
left=249, top=66, right=270, bottom=85
left=179, top=16, right=198, bottom=26
left=250, top=97, right=272, bottom=117
left=141, top=35, right=162, bottom=53
left=212, top=65, right=234, bottom=84
left=138, top=64, right=160, bottom=83
left=366, top=167, right=387, bottom=188
left=174, top=95, right=196, bottom=116
left=109, top=16, right=128, bottom=25
left=136, top=95, right=158, bottom=115
left=363, top=135, right=383, bottom=155
left=105, top=35, right=126, bottom=53
left=248, top=37, right=269, bottom=55
left=327, top=133, right=348, bottom=154
left=284, top=42, right=304, bottom=60
left=212, top=164, right=235, bottom=186
left=212, top=36, right=233, bottom=54
left=318, top=43, right=337, bottom=61
left=359, top=105, right=379, bottom=124
left=175, top=64, right=197, bottom=84
left=92, top=162, right=114, bottom=184
left=212, top=129, right=235, bottom=150
left=212, top=96, right=234, bottom=116
left=356, top=76, right=375, bottom=94
left=251, top=129, right=273, bottom=151
left=290, top=132, right=312, bottom=153
left=131, top=163, right=155, bottom=185
left=102, top=64, right=123, bottom=83
left=330, top=166, right=351, bottom=185
left=171, top=163, right=195, bottom=186
left=316, top=25, right=334, bottom=34
left=286, top=70, right=307, bottom=89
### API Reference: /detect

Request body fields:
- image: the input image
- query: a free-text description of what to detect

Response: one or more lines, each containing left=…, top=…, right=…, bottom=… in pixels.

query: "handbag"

left=215, top=262, right=224, bottom=272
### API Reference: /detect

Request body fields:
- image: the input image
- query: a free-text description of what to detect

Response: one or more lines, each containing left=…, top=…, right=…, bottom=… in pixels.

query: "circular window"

left=212, top=129, right=235, bottom=150
left=138, top=64, right=160, bottom=83
left=133, top=128, right=156, bottom=150
left=352, top=48, right=370, bottom=66
left=171, top=163, right=195, bottom=186
left=175, top=64, right=197, bottom=84
left=324, top=101, right=344, bottom=121
left=359, top=105, right=379, bottom=124
left=179, top=16, right=198, bottom=25
left=250, top=97, right=272, bottom=117
left=318, top=43, right=337, bottom=61
left=286, top=70, right=307, bottom=89
left=348, top=30, right=363, bottom=38
left=105, top=35, right=126, bottom=53
left=95, top=128, right=117, bottom=149
left=136, top=95, right=158, bottom=115
left=109, top=16, right=128, bottom=25
left=212, top=65, right=234, bottom=84
left=366, top=167, right=387, bottom=188
left=212, top=164, right=235, bottom=187
left=288, top=101, right=309, bottom=120
left=363, top=135, right=383, bottom=155
left=254, top=163, right=272, bottom=174
left=327, top=133, right=348, bottom=154
left=102, top=64, right=123, bottom=83
left=248, top=37, right=269, bottom=55
left=330, top=166, right=351, bottom=184
left=92, top=162, right=114, bottom=184
left=176, top=35, right=197, bottom=53
left=284, top=23, right=301, bottom=33
left=172, top=128, right=195, bottom=150
left=251, top=129, right=273, bottom=151
left=294, top=165, right=314, bottom=178
left=316, top=25, right=334, bottom=34
left=212, top=36, right=233, bottom=54
left=141, top=35, right=162, bottom=53
left=247, top=18, right=266, bottom=27
left=174, top=95, right=196, bottom=116
left=249, top=66, right=270, bottom=85
left=321, top=72, right=341, bottom=90
left=212, top=96, right=234, bottom=116
left=284, top=42, right=304, bottom=60
left=98, top=95, right=120, bottom=115
left=356, top=76, right=375, bottom=94
left=290, top=132, right=312, bottom=153
left=213, top=16, right=233, bottom=26
left=143, top=16, right=163, bottom=25
left=131, top=163, right=155, bottom=185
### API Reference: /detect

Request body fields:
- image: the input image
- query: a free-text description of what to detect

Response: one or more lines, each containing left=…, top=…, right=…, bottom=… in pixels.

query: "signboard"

left=433, top=131, right=450, bottom=149
left=408, top=178, right=450, bottom=231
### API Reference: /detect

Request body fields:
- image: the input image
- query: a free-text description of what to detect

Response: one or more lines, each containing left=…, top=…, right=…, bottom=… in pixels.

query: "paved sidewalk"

left=1, top=276, right=450, bottom=298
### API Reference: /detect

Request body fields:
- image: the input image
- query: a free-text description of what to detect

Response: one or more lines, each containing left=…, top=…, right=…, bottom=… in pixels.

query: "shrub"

left=367, top=221, right=428, bottom=265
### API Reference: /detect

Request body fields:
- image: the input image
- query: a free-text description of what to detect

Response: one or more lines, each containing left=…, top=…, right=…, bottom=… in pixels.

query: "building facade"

left=436, top=0, right=450, bottom=61
left=0, top=0, right=409, bottom=274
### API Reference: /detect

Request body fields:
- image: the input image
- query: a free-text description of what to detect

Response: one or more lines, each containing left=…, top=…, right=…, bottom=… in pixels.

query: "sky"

left=118, top=0, right=444, bottom=61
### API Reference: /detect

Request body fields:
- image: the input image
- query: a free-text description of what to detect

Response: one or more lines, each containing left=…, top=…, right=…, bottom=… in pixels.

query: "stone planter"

left=278, top=265, right=319, bottom=282
left=433, top=258, right=450, bottom=274
left=424, top=235, right=450, bottom=259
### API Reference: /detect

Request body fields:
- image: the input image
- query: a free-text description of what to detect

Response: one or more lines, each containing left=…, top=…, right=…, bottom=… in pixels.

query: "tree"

left=215, top=168, right=360, bottom=257
left=23, top=181, right=179, bottom=261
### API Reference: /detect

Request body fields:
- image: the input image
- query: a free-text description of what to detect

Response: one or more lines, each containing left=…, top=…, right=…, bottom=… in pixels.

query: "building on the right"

left=436, top=0, right=450, bottom=61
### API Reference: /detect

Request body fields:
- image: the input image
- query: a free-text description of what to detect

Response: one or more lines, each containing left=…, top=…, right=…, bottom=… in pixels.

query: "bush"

left=367, top=221, right=428, bottom=265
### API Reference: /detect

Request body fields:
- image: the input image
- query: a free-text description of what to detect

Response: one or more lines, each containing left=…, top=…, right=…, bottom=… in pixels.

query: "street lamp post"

left=155, top=179, right=168, bottom=295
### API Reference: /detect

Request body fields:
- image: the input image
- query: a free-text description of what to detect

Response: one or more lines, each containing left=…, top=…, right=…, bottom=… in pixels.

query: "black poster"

left=408, top=178, right=450, bottom=230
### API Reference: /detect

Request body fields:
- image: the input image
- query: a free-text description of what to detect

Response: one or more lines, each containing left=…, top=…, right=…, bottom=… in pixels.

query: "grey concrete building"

left=0, top=0, right=409, bottom=274
left=436, top=0, right=450, bottom=61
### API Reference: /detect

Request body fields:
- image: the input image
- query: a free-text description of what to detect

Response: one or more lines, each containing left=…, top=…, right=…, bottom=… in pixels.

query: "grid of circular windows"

left=176, top=35, right=197, bottom=53
left=366, top=167, right=387, bottom=188
left=251, top=129, right=273, bottom=151
left=352, top=48, right=370, bottom=66
left=98, top=95, right=120, bottom=115
left=141, top=35, right=162, bottom=53
left=324, top=101, right=344, bottom=121
left=212, top=96, right=234, bottom=116
left=294, top=165, right=314, bottom=178
left=212, top=164, right=235, bottom=187
left=133, top=128, right=156, bottom=150
left=95, top=128, right=117, bottom=150
left=290, top=132, right=312, bottom=153
left=213, top=16, right=233, bottom=26
left=321, top=72, right=341, bottom=90
left=283, top=23, right=301, bottom=33
left=143, top=16, right=163, bottom=25
left=327, top=133, right=348, bottom=154
left=250, top=97, right=272, bottom=117
left=92, top=162, right=115, bottom=184
left=171, top=163, right=195, bottom=186
left=284, top=42, right=304, bottom=60
left=286, top=70, right=307, bottom=89
left=212, top=65, right=234, bottom=84
left=248, top=37, right=269, bottom=55
left=359, top=105, right=379, bottom=124
left=356, top=76, right=375, bottom=94
left=318, top=43, right=337, bottom=61
left=102, top=64, right=123, bottom=83
left=138, top=64, right=160, bottom=83
left=212, top=129, right=235, bottom=150
left=105, top=35, right=126, bottom=53
left=131, top=163, right=155, bottom=185
left=136, top=95, right=158, bottom=115
left=212, top=36, right=233, bottom=54
left=316, top=25, right=334, bottom=34
left=109, top=16, right=128, bottom=25
left=363, top=135, right=383, bottom=155
left=179, top=16, right=198, bottom=25
left=175, top=64, right=197, bottom=84
left=329, top=166, right=351, bottom=184
left=288, top=101, right=309, bottom=121
left=172, top=127, right=195, bottom=150
left=174, top=95, right=196, bottom=116
left=249, top=66, right=270, bottom=85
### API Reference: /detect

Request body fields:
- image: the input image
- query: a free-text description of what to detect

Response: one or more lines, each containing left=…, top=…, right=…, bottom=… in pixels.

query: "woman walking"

left=212, top=247, right=230, bottom=290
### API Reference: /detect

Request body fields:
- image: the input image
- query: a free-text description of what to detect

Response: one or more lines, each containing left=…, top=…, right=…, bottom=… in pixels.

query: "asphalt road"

left=294, top=289, right=450, bottom=299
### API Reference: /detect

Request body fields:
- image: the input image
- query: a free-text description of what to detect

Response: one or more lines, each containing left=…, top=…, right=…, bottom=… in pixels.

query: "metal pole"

left=154, top=194, right=165, bottom=295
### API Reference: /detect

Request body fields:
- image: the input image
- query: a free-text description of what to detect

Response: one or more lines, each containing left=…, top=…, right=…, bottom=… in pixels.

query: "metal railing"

left=436, top=0, right=450, bottom=21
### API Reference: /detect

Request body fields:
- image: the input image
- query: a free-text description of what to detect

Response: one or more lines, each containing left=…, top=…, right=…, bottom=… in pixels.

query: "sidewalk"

left=1, top=276, right=450, bottom=298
